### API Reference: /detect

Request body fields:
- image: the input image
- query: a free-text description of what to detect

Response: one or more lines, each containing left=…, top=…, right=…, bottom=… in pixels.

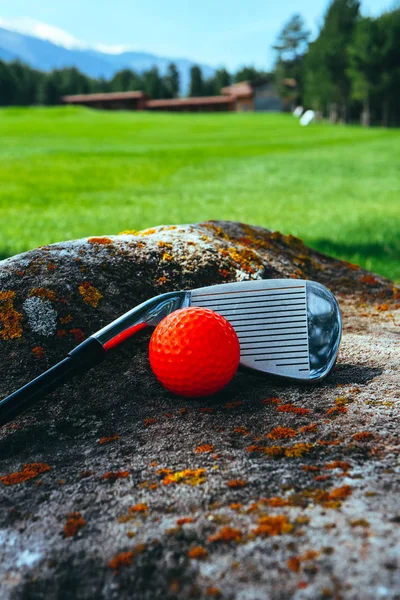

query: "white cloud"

left=0, top=16, right=87, bottom=49
left=0, top=16, right=138, bottom=55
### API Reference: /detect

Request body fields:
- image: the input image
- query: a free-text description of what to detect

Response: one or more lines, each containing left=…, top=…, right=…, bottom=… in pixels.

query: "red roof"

left=221, top=82, right=253, bottom=99
left=146, top=96, right=234, bottom=108
left=63, top=91, right=146, bottom=103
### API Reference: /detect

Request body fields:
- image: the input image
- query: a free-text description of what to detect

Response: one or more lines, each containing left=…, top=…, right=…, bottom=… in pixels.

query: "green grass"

left=1, top=106, right=399, bottom=281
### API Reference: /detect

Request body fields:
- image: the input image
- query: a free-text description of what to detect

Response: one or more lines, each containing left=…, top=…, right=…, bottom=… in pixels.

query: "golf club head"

left=94, top=278, right=341, bottom=382
left=190, top=279, right=341, bottom=381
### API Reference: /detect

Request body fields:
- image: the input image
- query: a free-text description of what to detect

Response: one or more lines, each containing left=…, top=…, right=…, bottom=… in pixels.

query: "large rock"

left=0, top=221, right=398, bottom=600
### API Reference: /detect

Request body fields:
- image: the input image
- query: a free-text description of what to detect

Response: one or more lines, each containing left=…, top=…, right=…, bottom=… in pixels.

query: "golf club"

left=0, top=279, right=341, bottom=427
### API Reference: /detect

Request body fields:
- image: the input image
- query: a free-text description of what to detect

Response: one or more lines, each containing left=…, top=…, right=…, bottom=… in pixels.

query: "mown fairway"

left=1, top=107, right=399, bottom=280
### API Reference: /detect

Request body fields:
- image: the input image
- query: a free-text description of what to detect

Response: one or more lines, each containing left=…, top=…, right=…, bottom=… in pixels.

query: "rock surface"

left=0, top=221, right=398, bottom=600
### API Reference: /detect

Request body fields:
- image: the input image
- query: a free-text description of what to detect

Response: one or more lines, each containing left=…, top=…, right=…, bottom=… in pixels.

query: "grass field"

left=1, top=107, right=399, bottom=281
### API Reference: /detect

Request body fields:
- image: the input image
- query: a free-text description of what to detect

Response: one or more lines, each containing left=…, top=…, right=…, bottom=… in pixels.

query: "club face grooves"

left=190, top=279, right=341, bottom=382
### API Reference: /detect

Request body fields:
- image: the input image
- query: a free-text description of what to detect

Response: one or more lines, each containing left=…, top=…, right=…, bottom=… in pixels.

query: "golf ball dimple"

left=149, top=307, right=240, bottom=398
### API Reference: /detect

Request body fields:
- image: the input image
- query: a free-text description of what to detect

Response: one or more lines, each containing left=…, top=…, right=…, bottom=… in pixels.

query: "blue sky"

left=0, top=0, right=393, bottom=69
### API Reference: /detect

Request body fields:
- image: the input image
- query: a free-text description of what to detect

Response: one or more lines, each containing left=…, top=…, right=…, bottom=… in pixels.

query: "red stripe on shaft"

left=103, top=322, right=148, bottom=351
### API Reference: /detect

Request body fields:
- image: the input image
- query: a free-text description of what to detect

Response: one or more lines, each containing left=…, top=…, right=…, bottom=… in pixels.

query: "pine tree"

left=189, top=66, right=204, bottom=97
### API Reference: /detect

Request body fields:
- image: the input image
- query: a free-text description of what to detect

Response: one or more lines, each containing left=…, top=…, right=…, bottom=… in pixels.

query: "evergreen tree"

left=110, top=69, right=143, bottom=92
left=189, top=66, right=204, bottom=96
left=273, top=14, right=310, bottom=104
left=348, top=17, right=382, bottom=125
left=164, top=63, right=180, bottom=98
left=304, top=0, right=360, bottom=122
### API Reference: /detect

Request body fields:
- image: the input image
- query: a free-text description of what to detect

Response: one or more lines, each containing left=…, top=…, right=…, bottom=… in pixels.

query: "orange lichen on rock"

left=209, top=526, right=243, bottom=543
left=29, top=288, right=57, bottom=301
left=353, top=431, right=373, bottom=441
left=129, top=503, right=148, bottom=513
left=101, top=471, right=130, bottom=480
left=32, top=346, right=45, bottom=359
left=328, top=485, right=352, bottom=500
left=1, top=462, right=50, bottom=485
left=234, top=426, right=249, bottom=435
left=227, top=479, right=246, bottom=489
left=262, top=397, right=282, bottom=405
left=299, top=423, right=318, bottom=434
left=268, top=497, right=289, bottom=507
left=162, top=468, right=206, bottom=486
left=99, top=435, right=120, bottom=445
left=188, top=546, right=208, bottom=559
left=144, top=418, right=156, bottom=426
left=230, top=503, right=243, bottom=511
left=326, top=406, right=347, bottom=417
left=195, top=444, right=214, bottom=454
left=108, top=544, right=146, bottom=571
left=177, top=517, right=195, bottom=525
left=253, top=514, right=293, bottom=536
left=360, top=275, right=379, bottom=286
left=325, top=461, right=350, bottom=472
left=287, top=557, right=301, bottom=572
left=60, top=315, right=73, bottom=324
left=376, top=303, right=389, bottom=312
left=200, top=407, right=214, bottom=414
left=276, top=404, right=310, bottom=415
left=0, top=291, right=23, bottom=340
left=162, top=253, right=173, bottom=261
left=64, top=512, right=86, bottom=538
left=88, top=237, right=113, bottom=245
left=226, top=401, right=244, bottom=409
left=70, top=328, right=85, bottom=343
left=78, top=282, right=103, bottom=308
left=267, top=427, right=298, bottom=440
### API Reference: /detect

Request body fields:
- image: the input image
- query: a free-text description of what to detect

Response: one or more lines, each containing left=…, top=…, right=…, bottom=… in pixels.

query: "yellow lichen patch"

left=0, top=291, right=23, bottom=340
left=285, top=443, right=314, bottom=458
left=188, top=546, right=208, bottom=559
left=195, top=444, right=214, bottom=454
left=209, top=526, right=243, bottom=543
left=162, top=253, right=173, bottom=261
left=267, top=427, right=298, bottom=440
left=118, top=229, right=139, bottom=235
left=88, top=237, right=113, bottom=245
left=253, top=515, right=293, bottom=536
left=1, top=463, right=51, bottom=485
left=78, top=282, right=103, bottom=308
left=138, top=228, right=157, bottom=236
left=162, top=468, right=206, bottom=486
left=158, top=241, right=173, bottom=249
left=64, top=512, right=86, bottom=538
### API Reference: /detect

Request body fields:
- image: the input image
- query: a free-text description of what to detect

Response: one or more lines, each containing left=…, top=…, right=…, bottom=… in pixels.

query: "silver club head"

left=93, top=279, right=341, bottom=382
left=190, top=279, right=341, bottom=381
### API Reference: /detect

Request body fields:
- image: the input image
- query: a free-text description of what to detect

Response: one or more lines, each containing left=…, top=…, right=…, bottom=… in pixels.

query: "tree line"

left=0, top=62, right=182, bottom=105
left=0, top=59, right=270, bottom=107
left=274, top=1, right=400, bottom=126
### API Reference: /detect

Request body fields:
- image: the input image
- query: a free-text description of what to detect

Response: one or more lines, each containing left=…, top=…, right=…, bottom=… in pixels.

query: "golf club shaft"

left=0, top=338, right=105, bottom=427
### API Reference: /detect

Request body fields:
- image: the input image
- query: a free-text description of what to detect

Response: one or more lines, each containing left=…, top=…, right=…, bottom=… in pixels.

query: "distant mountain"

left=0, top=27, right=215, bottom=93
